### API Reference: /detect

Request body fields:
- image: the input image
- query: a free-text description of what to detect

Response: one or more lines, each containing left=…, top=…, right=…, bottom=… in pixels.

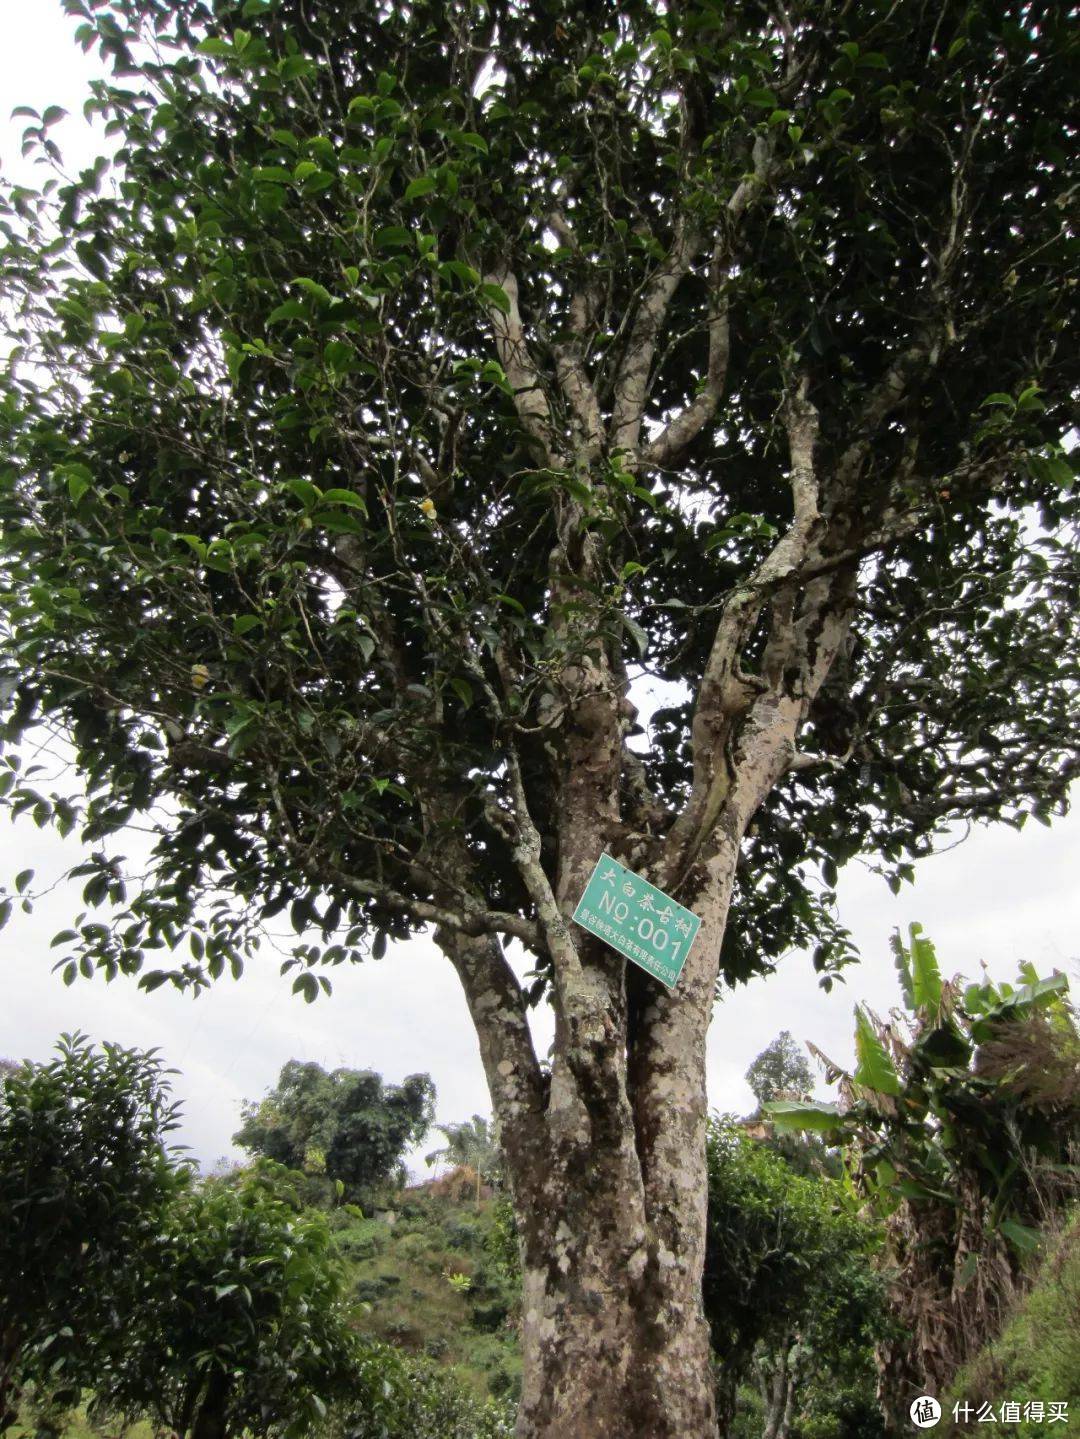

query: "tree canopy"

left=0, top=1038, right=410, bottom=1439
left=426, top=1113, right=503, bottom=1184
left=0, top=1034, right=184, bottom=1431
left=744, top=1030, right=813, bottom=1110
left=0, top=0, right=1075, bottom=997
left=234, top=1060, right=435, bottom=1201
left=703, top=1115, right=886, bottom=1436
left=98, top=1162, right=378, bottom=1439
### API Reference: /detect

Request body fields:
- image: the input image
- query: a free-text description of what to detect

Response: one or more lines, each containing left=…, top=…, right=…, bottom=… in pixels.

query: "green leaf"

left=439, top=260, right=481, bottom=286
left=404, top=175, right=437, bottom=202
left=450, top=130, right=488, bottom=153
left=999, top=1219, right=1042, bottom=1254
left=292, top=972, right=319, bottom=1003
left=956, top=1252, right=979, bottom=1289
left=251, top=165, right=294, bottom=184
left=374, top=226, right=412, bottom=250
left=493, top=592, right=525, bottom=615
left=622, top=614, right=648, bottom=659
left=853, top=1006, right=902, bottom=1096
left=322, top=341, right=355, bottom=371
left=908, top=923, right=943, bottom=1015
left=893, top=1177, right=956, bottom=1204
left=766, top=1099, right=843, bottom=1133
left=267, top=300, right=308, bottom=324
left=66, top=464, right=93, bottom=505
left=449, top=677, right=473, bottom=709
left=478, top=282, right=511, bottom=315
left=309, top=511, right=365, bottom=535
left=320, top=487, right=368, bottom=512
left=293, top=277, right=333, bottom=306
left=282, top=478, right=321, bottom=509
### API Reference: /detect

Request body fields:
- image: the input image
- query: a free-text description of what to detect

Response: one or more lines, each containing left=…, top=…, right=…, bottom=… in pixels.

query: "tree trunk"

left=516, top=1185, right=716, bottom=1439
left=761, top=1344, right=787, bottom=1439
left=189, top=1371, right=230, bottom=1439
left=431, top=564, right=853, bottom=1437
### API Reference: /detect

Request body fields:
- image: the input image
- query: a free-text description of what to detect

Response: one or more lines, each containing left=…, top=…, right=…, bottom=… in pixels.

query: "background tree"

left=704, top=1116, right=887, bottom=1439
left=745, top=1031, right=814, bottom=1111
left=234, top=1061, right=434, bottom=1204
left=96, top=1162, right=388, bottom=1439
left=0, top=1035, right=185, bottom=1432
left=771, top=927, right=1080, bottom=1427
left=426, top=1114, right=504, bottom=1201
left=0, top=1, right=1076, bottom=1433
left=744, top=1030, right=839, bottom=1180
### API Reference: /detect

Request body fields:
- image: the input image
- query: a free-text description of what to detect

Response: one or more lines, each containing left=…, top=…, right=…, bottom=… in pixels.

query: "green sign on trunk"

left=572, top=853, right=701, bottom=990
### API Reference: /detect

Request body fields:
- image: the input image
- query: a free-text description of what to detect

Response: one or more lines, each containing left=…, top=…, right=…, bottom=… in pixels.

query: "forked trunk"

left=436, top=674, right=828, bottom=1439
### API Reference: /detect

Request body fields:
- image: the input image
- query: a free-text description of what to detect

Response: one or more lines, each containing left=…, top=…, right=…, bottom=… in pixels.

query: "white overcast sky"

left=1, top=1, right=1078, bottom=1172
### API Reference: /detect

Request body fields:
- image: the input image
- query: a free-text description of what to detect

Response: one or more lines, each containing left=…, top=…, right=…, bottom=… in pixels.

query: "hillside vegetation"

left=328, top=1173, right=521, bottom=1402
left=947, top=1212, right=1080, bottom=1434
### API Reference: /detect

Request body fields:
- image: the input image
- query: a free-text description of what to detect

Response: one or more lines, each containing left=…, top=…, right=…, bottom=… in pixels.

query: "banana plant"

left=770, top=925, right=1073, bottom=1230
left=767, top=926, right=1078, bottom=1415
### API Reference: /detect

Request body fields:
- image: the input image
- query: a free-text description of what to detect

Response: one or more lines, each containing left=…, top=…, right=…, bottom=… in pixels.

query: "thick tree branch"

left=331, top=871, right=542, bottom=949
left=610, top=216, right=701, bottom=454
left=643, top=242, right=732, bottom=469
left=482, top=268, right=559, bottom=462
left=662, top=379, right=823, bottom=878
left=833, top=322, right=952, bottom=494
left=546, top=207, right=605, bottom=457
left=619, top=131, right=778, bottom=464
left=435, top=926, right=549, bottom=1202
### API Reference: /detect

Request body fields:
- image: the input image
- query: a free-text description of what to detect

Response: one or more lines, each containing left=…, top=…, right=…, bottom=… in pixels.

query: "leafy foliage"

left=0, top=0, right=1074, bottom=1002
left=769, top=927, right=1080, bottom=1414
left=0, top=1039, right=421, bottom=1439
left=744, top=1029, right=814, bottom=1109
left=97, top=1162, right=382, bottom=1439
left=703, top=1116, right=887, bottom=1434
left=946, top=1211, right=1080, bottom=1434
left=233, top=1060, right=434, bottom=1204
left=0, top=1035, right=185, bottom=1431
left=323, top=1354, right=515, bottom=1439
